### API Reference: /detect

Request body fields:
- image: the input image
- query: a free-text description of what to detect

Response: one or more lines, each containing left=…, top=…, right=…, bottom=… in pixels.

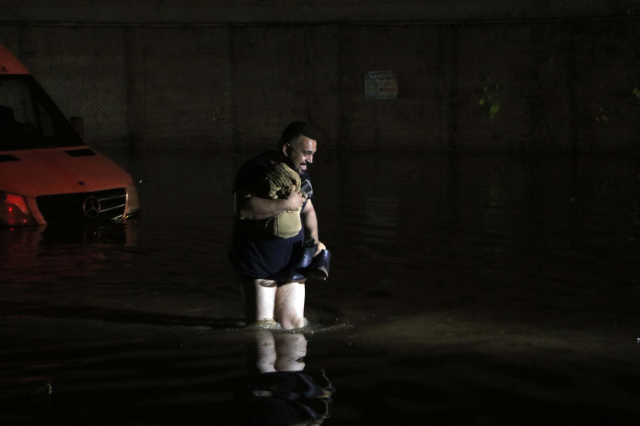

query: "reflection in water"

left=0, top=221, right=135, bottom=248
left=235, top=331, right=334, bottom=425
left=0, top=222, right=137, bottom=282
left=38, top=222, right=136, bottom=246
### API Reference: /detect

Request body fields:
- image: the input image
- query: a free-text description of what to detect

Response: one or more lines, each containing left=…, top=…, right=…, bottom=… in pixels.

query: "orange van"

left=0, top=44, right=139, bottom=226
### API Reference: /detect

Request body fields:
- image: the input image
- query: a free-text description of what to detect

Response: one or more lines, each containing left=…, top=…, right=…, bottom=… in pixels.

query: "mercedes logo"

left=82, top=196, right=101, bottom=219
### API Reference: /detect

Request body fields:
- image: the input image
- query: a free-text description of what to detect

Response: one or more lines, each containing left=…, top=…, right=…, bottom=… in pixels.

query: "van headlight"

left=125, top=181, right=140, bottom=218
left=0, top=191, right=36, bottom=226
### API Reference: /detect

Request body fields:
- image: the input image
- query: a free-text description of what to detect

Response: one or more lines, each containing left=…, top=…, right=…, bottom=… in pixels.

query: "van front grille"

left=36, top=188, right=126, bottom=222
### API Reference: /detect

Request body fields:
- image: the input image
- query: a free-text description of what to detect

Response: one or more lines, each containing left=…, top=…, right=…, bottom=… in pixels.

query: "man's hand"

left=286, top=191, right=306, bottom=212
left=314, top=240, right=327, bottom=256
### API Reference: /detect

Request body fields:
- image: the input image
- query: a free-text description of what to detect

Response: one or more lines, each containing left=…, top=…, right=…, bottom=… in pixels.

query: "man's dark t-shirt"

left=229, top=152, right=311, bottom=282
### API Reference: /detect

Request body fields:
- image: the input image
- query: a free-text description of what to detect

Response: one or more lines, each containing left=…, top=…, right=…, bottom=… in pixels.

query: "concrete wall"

left=2, top=20, right=640, bottom=153
left=2, top=1, right=640, bottom=24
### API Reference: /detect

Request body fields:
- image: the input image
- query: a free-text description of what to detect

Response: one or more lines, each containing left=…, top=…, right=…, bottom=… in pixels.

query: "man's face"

left=284, top=135, right=317, bottom=174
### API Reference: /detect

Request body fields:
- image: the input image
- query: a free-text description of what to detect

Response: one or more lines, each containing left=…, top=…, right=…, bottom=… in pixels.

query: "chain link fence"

left=1, top=19, right=640, bottom=153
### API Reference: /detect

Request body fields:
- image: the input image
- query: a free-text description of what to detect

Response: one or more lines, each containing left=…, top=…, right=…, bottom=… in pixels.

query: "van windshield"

left=0, top=75, right=83, bottom=151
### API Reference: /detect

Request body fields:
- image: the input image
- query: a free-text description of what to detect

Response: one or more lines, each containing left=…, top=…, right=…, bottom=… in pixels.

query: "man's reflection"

left=236, top=331, right=334, bottom=425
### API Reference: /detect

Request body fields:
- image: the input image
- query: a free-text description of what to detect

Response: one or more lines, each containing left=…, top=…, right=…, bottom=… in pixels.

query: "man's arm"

left=301, top=199, right=327, bottom=255
left=234, top=190, right=305, bottom=220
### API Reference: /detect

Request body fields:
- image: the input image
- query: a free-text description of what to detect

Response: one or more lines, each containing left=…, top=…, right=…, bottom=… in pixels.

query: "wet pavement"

left=1, top=149, right=640, bottom=425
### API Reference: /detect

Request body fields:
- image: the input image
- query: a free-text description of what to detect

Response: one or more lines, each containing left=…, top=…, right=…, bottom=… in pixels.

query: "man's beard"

left=297, top=166, right=310, bottom=180
left=286, top=159, right=308, bottom=177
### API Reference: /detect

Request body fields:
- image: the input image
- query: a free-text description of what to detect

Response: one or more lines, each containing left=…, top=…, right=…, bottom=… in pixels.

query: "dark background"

left=2, top=0, right=640, bottom=153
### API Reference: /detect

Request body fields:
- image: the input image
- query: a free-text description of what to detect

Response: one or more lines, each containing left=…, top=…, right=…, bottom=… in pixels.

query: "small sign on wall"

left=364, top=71, right=398, bottom=100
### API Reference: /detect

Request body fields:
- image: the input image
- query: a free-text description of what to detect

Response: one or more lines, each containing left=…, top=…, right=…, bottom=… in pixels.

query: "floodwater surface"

left=1, top=149, right=640, bottom=425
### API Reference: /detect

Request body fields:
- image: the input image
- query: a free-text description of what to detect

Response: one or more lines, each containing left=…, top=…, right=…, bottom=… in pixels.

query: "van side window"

left=0, top=75, right=81, bottom=150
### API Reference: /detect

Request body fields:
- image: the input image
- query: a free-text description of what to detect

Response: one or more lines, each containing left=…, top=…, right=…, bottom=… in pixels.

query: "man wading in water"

left=230, top=122, right=327, bottom=330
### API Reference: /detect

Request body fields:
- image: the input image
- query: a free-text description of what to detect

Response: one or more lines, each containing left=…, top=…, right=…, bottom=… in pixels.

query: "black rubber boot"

left=307, top=249, right=331, bottom=280
left=281, top=240, right=317, bottom=283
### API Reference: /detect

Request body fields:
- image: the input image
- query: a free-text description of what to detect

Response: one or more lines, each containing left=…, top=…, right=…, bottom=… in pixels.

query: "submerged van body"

left=0, top=44, right=139, bottom=226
